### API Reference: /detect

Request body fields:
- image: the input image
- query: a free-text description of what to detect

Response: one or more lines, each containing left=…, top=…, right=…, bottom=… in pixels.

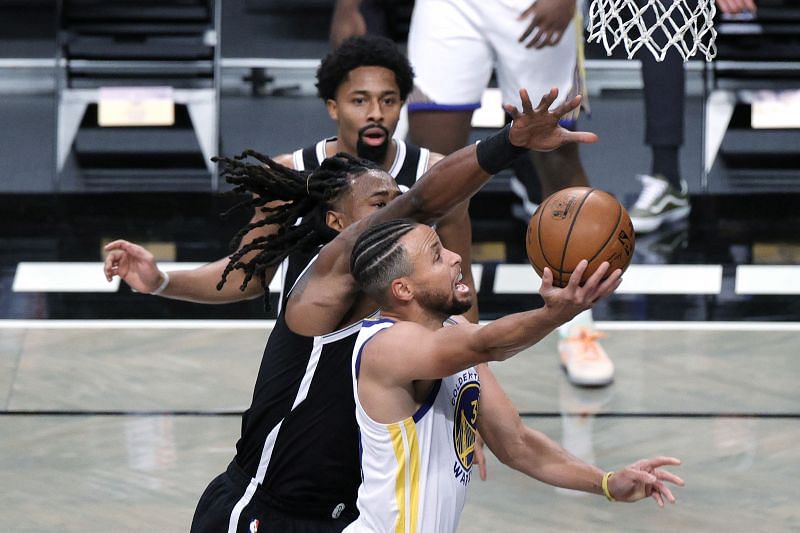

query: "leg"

left=531, top=142, right=589, bottom=199
left=642, top=49, right=684, bottom=188
left=629, top=5, right=691, bottom=233
left=407, top=110, right=473, bottom=156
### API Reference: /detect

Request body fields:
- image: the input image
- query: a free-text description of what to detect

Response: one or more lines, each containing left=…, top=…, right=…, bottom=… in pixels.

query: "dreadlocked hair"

left=350, top=219, right=418, bottom=303
left=214, top=149, right=379, bottom=304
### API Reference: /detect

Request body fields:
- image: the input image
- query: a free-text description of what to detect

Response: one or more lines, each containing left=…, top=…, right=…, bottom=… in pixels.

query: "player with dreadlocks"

left=189, top=87, right=598, bottom=532
left=104, top=34, right=480, bottom=320
left=213, top=150, right=375, bottom=307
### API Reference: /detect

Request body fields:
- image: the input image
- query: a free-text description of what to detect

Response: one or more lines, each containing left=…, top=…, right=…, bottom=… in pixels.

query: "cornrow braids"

left=350, top=219, right=418, bottom=302
left=214, top=150, right=378, bottom=304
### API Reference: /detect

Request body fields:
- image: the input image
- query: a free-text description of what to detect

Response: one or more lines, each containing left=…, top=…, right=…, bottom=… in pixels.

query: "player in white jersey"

left=345, top=220, right=685, bottom=532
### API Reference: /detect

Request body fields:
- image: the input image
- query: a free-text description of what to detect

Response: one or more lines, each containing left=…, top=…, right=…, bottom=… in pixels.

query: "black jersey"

left=226, top=139, right=430, bottom=523
left=277, top=137, right=430, bottom=310
left=232, top=306, right=369, bottom=520
left=291, top=136, right=429, bottom=191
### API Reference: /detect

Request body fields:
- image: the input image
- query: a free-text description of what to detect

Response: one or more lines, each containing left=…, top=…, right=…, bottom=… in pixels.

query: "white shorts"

left=407, top=0, right=586, bottom=125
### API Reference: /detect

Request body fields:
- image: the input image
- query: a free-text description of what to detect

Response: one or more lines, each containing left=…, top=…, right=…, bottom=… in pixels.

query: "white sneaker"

left=629, top=174, right=691, bottom=234
left=558, top=327, right=614, bottom=387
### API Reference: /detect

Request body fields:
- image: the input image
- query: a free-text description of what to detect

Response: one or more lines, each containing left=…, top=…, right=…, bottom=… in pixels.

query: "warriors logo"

left=453, top=381, right=480, bottom=472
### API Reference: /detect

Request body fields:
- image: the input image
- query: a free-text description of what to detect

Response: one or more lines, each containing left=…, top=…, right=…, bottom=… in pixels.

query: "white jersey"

left=346, top=318, right=481, bottom=533
left=407, top=0, right=587, bottom=124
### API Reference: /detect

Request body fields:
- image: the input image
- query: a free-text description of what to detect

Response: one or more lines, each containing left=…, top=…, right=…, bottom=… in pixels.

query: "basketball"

left=526, top=187, right=635, bottom=287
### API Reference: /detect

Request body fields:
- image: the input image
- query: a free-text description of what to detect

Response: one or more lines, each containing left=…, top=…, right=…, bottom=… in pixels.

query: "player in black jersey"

left=103, top=35, right=479, bottom=320
left=189, top=88, right=597, bottom=532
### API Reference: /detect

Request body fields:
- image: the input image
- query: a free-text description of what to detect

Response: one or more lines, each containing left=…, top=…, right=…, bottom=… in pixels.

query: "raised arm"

left=361, top=261, right=619, bottom=382
left=476, top=364, right=684, bottom=506
left=286, top=88, right=598, bottom=335
left=103, top=153, right=295, bottom=303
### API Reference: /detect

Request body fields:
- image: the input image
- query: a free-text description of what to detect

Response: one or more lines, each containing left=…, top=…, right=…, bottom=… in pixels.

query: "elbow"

left=406, top=190, right=448, bottom=223
left=492, top=434, right=526, bottom=470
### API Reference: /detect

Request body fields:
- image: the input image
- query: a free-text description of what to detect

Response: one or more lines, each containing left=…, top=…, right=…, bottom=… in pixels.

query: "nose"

left=445, top=248, right=462, bottom=266
left=367, top=99, right=383, bottom=123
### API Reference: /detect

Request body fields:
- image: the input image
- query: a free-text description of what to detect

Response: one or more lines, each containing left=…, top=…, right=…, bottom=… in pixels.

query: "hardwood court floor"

left=1, top=323, right=798, bottom=532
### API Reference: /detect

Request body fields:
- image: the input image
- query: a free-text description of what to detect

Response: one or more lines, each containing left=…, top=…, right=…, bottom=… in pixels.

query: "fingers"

left=475, top=449, right=487, bottom=481
left=640, top=456, right=682, bottom=469
left=525, top=28, right=546, bottom=49
left=103, top=250, right=125, bottom=281
left=656, top=482, right=677, bottom=504
left=104, top=239, right=131, bottom=251
left=655, top=468, right=685, bottom=487
left=540, top=267, right=554, bottom=290
left=651, top=491, right=665, bottom=508
left=562, top=130, right=599, bottom=145
left=594, top=268, right=623, bottom=300
left=518, top=88, right=534, bottom=114
left=565, top=260, right=588, bottom=290
left=534, top=88, right=559, bottom=113
left=553, top=94, right=582, bottom=117
left=582, top=261, right=610, bottom=291
left=630, top=469, right=658, bottom=486
left=518, top=21, right=537, bottom=44
left=504, top=103, right=520, bottom=121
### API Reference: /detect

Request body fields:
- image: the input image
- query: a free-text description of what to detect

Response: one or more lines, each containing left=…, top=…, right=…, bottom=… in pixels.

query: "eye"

left=383, top=97, right=397, bottom=106
left=373, top=201, right=387, bottom=208
left=353, top=97, right=365, bottom=105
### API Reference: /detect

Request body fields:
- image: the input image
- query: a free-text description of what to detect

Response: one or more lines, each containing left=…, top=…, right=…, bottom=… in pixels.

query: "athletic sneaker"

left=558, top=327, right=614, bottom=387
left=629, top=174, right=691, bottom=234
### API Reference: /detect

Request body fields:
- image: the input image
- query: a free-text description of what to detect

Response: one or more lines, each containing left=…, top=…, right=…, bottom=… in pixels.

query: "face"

left=400, top=226, right=472, bottom=316
left=326, top=66, right=404, bottom=164
left=326, top=169, right=402, bottom=231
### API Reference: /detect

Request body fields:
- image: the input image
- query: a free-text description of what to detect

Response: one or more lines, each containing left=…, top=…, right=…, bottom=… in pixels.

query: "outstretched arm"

left=476, top=364, right=684, bottom=506
left=286, top=88, right=598, bottom=336
left=104, top=154, right=295, bottom=303
left=361, top=261, right=619, bottom=382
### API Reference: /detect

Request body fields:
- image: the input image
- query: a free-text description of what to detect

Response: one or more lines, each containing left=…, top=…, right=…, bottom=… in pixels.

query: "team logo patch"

left=453, top=381, right=480, bottom=471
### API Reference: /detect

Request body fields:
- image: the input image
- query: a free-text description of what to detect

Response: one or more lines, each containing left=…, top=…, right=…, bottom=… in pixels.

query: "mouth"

left=359, top=125, right=389, bottom=147
left=454, top=271, right=469, bottom=294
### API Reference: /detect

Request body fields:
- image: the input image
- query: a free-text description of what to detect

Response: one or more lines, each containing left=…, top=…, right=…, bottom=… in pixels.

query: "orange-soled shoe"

left=558, top=327, right=614, bottom=387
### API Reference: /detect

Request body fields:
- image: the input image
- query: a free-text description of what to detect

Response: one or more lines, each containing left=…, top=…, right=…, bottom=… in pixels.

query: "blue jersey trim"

left=408, top=102, right=482, bottom=112
left=354, top=319, right=395, bottom=379
left=412, top=379, right=442, bottom=423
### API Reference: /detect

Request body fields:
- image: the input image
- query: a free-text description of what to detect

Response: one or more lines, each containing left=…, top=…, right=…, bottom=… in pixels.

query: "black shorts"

left=190, top=462, right=357, bottom=533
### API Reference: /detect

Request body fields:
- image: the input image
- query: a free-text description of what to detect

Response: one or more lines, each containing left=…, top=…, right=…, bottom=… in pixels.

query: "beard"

left=415, top=285, right=473, bottom=318
left=356, top=124, right=391, bottom=164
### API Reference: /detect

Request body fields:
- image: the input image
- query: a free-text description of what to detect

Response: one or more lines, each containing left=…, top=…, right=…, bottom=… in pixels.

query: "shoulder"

left=363, top=321, right=425, bottom=353
left=425, top=151, right=445, bottom=171
left=272, top=152, right=296, bottom=169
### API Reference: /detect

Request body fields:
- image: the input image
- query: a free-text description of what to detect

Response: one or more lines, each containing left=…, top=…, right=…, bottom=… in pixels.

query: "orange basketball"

left=526, top=187, right=635, bottom=287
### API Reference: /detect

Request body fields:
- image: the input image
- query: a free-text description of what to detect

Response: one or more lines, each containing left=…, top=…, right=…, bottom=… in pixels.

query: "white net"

left=587, top=0, right=717, bottom=62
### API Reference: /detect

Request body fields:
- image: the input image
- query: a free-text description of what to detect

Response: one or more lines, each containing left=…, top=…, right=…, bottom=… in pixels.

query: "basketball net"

left=587, top=0, right=717, bottom=62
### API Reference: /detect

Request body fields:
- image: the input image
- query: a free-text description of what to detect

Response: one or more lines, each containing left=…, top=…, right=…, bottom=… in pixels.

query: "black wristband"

left=476, top=123, right=529, bottom=175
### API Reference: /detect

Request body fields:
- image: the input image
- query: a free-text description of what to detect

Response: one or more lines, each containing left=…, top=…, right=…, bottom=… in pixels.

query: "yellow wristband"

left=602, top=471, right=616, bottom=502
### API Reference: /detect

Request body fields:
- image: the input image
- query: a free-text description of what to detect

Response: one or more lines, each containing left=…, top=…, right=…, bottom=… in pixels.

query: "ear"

left=325, top=209, right=346, bottom=232
left=326, top=98, right=338, bottom=121
left=390, top=277, right=413, bottom=303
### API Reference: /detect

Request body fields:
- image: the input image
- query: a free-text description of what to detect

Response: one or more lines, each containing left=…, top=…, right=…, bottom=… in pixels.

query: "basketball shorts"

left=407, top=0, right=588, bottom=127
left=190, top=461, right=357, bottom=533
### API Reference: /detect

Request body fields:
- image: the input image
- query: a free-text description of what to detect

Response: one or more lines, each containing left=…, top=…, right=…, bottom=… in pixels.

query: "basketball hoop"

left=587, top=0, right=717, bottom=62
